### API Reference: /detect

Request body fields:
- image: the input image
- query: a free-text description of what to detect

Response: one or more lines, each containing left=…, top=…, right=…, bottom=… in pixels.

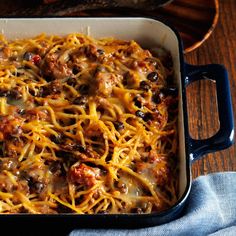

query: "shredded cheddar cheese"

left=0, top=33, right=178, bottom=214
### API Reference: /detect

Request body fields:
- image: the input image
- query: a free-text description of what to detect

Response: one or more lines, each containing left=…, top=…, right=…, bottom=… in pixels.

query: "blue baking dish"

left=0, top=17, right=234, bottom=230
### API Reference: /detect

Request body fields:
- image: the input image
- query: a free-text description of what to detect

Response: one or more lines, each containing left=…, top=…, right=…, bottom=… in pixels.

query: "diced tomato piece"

left=32, top=55, right=41, bottom=65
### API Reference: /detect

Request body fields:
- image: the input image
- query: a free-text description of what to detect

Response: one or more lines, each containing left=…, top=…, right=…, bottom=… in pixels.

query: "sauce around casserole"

left=0, top=33, right=178, bottom=214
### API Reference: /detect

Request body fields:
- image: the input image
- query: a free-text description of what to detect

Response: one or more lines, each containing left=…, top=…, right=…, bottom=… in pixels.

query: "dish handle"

left=185, top=64, right=234, bottom=161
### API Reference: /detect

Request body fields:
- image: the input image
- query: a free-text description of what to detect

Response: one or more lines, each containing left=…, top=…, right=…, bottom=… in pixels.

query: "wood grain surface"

left=185, top=0, right=236, bottom=178
left=0, top=0, right=235, bottom=179
left=0, top=0, right=218, bottom=53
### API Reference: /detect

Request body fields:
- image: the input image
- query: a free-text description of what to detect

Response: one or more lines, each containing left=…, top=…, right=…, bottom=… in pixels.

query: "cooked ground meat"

left=92, top=71, right=122, bottom=97
left=0, top=116, right=23, bottom=141
left=41, top=52, right=72, bottom=80
left=69, top=163, right=101, bottom=187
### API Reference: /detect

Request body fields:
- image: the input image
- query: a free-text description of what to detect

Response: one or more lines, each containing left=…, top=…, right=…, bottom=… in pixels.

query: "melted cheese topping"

left=0, top=33, right=178, bottom=214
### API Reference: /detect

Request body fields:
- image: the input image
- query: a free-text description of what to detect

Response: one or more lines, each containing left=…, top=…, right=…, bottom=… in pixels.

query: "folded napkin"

left=70, top=172, right=236, bottom=236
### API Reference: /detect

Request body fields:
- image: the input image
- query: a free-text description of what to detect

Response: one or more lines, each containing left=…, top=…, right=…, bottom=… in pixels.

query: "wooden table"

left=185, top=0, right=236, bottom=178
left=0, top=0, right=235, bottom=179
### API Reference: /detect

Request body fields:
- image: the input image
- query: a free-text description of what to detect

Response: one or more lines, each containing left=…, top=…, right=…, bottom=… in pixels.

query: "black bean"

left=29, top=88, right=36, bottom=97
left=74, top=144, right=86, bottom=153
left=23, top=52, right=33, bottom=61
left=67, top=77, right=77, bottom=87
left=13, top=72, right=22, bottom=77
left=9, top=89, right=22, bottom=100
left=143, top=112, right=153, bottom=122
left=0, top=89, right=9, bottom=97
left=39, top=81, right=61, bottom=97
left=78, top=84, right=90, bottom=95
left=33, top=182, right=44, bottom=194
left=135, top=110, right=145, bottom=119
left=147, top=72, right=159, bottom=82
left=97, top=49, right=105, bottom=55
left=114, top=121, right=124, bottom=131
left=161, top=87, right=178, bottom=97
left=152, top=93, right=161, bottom=104
left=50, top=81, right=61, bottom=94
left=28, top=178, right=44, bottom=194
left=72, top=67, right=80, bottom=75
left=140, top=81, right=151, bottom=91
left=50, top=134, right=64, bottom=144
left=37, top=86, right=48, bottom=97
left=73, top=96, right=87, bottom=105
left=49, top=161, right=62, bottom=173
left=133, top=97, right=142, bottom=108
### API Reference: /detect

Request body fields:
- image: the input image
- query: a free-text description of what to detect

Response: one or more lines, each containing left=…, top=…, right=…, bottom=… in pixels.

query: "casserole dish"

left=0, top=17, right=234, bottom=229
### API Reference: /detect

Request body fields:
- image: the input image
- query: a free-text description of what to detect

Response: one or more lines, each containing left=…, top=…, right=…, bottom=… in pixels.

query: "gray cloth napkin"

left=69, top=172, right=236, bottom=236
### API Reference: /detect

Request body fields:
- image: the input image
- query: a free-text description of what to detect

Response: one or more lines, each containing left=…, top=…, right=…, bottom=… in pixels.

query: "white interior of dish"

left=0, top=17, right=187, bottom=200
